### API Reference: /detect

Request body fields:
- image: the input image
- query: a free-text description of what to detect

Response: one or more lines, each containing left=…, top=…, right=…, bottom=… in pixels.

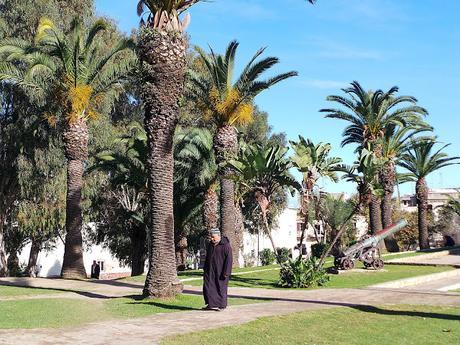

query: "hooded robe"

left=203, top=236, right=233, bottom=308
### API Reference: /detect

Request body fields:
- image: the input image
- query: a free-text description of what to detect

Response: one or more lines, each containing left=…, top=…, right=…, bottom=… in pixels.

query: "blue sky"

left=95, top=0, right=460, bottom=196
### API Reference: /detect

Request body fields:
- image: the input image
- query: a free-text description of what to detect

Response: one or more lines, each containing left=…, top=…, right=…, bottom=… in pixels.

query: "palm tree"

left=321, top=81, right=428, bottom=242
left=135, top=0, right=202, bottom=297
left=230, top=144, right=301, bottom=264
left=379, top=126, right=431, bottom=251
left=439, top=194, right=460, bottom=218
left=174, top=127, right=218, bottom=232
left=289, top=136, right=342, bottom=247
left=188, top=41, right=297, bottom=265
left=0, top=18, right=135, bottom=278
left=398, top=140, right=460, bottom=249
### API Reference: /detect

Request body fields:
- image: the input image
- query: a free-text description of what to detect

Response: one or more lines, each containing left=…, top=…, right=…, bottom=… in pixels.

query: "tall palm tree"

left=135, top=0, right=202, bottom=297
left=230, top=144, right=301, bottom=263
left=188, top=40, right=297, bottom=265
left=379, top=125, right=431, bottom=251
left=321, top=81, right=428, bottom=243
left=0, top=18, right=135, bottom=278
left=289, top=136, right=342, bottom=247
left=398, top=140, right=460, bottom=249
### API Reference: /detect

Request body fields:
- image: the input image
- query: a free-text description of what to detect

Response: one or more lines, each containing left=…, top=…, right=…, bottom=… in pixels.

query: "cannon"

left=334, top=219, right=408, bottom=270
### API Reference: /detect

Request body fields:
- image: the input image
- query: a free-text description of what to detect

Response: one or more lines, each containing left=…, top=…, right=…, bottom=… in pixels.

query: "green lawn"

left=0, top=285, right=63, bottom=296
left=183, top=263, right=452, bottom=289
left=161, top=305, right=460, bottom=345
left=0, top=294, right=266, bottom=329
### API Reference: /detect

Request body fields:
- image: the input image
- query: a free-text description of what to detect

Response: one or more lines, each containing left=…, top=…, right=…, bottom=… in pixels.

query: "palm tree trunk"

left=214, top=125, right=239, bottom=268
left=262, top=215, right=280, bottom=264
left=138, top=27, right=187, bottom=298
left=131, top=225, right=146, bottom=276
left=416, top=177, right=429, bottom=249
left=203, top=184, right=218, bottom=231
left=26, top=237, right=41, bottom=278
left=0, top=218, right=7, bottom=277
left=369, top=195, right=383, bottom=234
left=233, top=203, right=244, bottom=266
left=61, top=119, right=88, bottom=279
left=380, top=163, right=399, bottom=252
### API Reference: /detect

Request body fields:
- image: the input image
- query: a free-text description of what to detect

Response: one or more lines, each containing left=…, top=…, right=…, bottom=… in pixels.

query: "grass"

left=161, top=305, right=460, bottom=345
left=182, top=263, right=452, bottom=289
left=0, top=285, right=63, bottom=296
left=0, top=298, right=106, bottom=329
left=0, top=294, right=266, bottom=329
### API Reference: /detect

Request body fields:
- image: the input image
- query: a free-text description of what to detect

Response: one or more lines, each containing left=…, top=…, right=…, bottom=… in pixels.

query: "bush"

left=278, top=256, right=329, bottom=288
left=311, top=243, right=327, bottom=259
left=260, top=249, right=276, bottom=266
left=277, top=247, right=291, bottom=263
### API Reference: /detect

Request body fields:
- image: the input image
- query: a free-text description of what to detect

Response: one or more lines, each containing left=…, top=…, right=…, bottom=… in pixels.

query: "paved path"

left=1, top=277, right=460, bottom=345
left=388, top=248, right=460, bottom=267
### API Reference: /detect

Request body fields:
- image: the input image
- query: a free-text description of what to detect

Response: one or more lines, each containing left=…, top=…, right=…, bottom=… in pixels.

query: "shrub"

left=278, top=256, right=329, bottom=288
left=311, top=243, right=327, bottom=259
left=260, top=248, right=276, bottom=266
left=277, top=247, right=291, bottom=263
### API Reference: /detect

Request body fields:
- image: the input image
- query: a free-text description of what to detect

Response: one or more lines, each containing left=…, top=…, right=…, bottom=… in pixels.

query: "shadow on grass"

left=352, top=305, right=460, bottom=321
left=229, top=275, right=278, bottom=288
left=118, top=294, right=198, bottom=311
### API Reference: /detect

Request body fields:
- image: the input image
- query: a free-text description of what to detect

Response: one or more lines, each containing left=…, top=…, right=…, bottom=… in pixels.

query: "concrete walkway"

left=388, top=248, right=460, bottom=267
left=1, top=277, right=460, bottom=345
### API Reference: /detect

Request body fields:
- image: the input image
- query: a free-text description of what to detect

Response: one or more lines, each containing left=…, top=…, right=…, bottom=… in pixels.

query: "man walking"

left=203, top=229, right=232, bottom=311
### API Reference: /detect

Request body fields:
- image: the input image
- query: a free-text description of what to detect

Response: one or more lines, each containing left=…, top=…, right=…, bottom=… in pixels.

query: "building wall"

left=17, top=240, right=131, bottom=279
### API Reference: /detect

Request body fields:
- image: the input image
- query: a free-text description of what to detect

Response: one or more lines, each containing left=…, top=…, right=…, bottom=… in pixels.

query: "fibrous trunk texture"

left=27, top=237, right=41, bottom=278
left=138, top=27, right=187, bottom=298
left=175, top=236, right=188, bottom=271
left=61, top=119, right=88, bottom=279
left=380, top=162, right=399, bottom=252
left=416, top=177, right=429, bottom=249
left=203, top=185, right=218, bottom=231
left=214, top=125, right=239, bottom=267
left=369, top=194, right=383, bottom=234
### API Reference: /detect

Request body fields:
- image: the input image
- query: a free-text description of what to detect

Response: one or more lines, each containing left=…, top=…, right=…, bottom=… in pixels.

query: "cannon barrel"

left=374, top=219, right=408, bottom=242
left=342, top=219, right=407, bottom=256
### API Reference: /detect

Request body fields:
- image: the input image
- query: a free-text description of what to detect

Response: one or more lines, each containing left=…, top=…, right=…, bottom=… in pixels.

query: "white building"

left=400, top=188, right=460, bottom=220
left=240, top=206, right=369, bottom=267
left=17, top=239, right=131, bottom=279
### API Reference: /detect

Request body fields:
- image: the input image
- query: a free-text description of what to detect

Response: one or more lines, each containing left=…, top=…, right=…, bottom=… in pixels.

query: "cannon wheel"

left=342, top=258, right=354, bottom=270
left=372, top=259, right=384, bottom=270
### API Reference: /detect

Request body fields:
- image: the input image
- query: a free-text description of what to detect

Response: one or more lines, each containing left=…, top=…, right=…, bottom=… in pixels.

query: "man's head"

left=210, top=229, right=221, bottom=245
left=93, top=260, right=96, bottom=264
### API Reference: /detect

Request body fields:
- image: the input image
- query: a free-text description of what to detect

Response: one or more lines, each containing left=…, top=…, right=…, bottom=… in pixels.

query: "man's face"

left=210, top=234, right=221, bottom=245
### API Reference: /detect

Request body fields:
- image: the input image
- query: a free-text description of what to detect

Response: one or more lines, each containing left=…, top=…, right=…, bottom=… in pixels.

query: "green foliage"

left=398, top=140, right=460, bottom=180
left=278, top=256, right=329, bottom=288
left=259, top=249, right=276, bottom=266
left=276, top=247, right=291, bottom=263
left=311, top=243, right=327, bottom=259
left=321, top=81, right=428, bottom=150
left=187, top=40, right=297, bottom=127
